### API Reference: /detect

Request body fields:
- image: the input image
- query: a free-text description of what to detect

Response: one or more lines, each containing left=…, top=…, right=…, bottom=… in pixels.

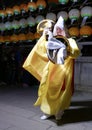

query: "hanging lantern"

left=6, top=8, right=14, bottom=21
left=46, top=12, right=56, bottom=21
left=20, top=4, right=28, bottom=13
left=12, top=20, right=20, bottom=30
left=19, top=18, right=28, bottom=28
left=81, top=6, right=92, bottom=18
left=13, top=5, right=21, bottom=20
left=10, top=34, right=19, bottom=43
left=58, top=0, right=69, bottom=4
left=81, top=6, right=92, bottom=26
left=0, top=23, right=5, bottom=31
left=80, top=25, right=92, bottom=37
left=0, top=23, right=6, bottom=35
left=13, top=5, right=21, bottom=15
left=27, top=16, right=35, bottom=27
left=12, top=20, right=20, bottom=34
left=26, top=32, right=35, bottom=42
left=57, top=11, right=68, bottom=21
left=27, top=1, right=37, bottom=12
left=4, top=36, right=10, bottom=43
left=69, top=8, right=80, bottom=24
left=5, top=21, right=13, bottom=35
left=20, top=4, right=28, bottom=17
left=0, top=36, right=4, bottom=43
left=5, top=22, right=13, bottom=35
left=68, top=27, right=80, bottom=38
left=5, top=21, right=12, bottom=30
left=19, top=18, right=28, bottom=33
left=0, top=10, right=7, bottom=22
left=18, top=33, right=26, bottom=42
left=36, top=0, right=46, bottom=10
left=35, top=15, right=45, bottom=24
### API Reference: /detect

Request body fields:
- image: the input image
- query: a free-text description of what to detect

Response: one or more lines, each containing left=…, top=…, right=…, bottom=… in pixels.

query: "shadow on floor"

left=0, top=85, right=92, bottom=126
left=56, top=101, right=92, bottom=126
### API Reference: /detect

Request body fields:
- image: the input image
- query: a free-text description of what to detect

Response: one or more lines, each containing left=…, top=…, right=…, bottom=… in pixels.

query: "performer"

left=23, top=19, right=55, bottom=82
left=23, top=16, right=80, bottom=120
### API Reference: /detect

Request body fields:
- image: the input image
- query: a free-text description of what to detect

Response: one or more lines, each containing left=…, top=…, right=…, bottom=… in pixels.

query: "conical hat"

left=55, top=16, right=64, bottom=29
left=53, top=16, right=65, bottom=36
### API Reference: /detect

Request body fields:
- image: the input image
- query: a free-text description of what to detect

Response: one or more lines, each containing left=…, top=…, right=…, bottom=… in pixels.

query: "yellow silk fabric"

left=23, top=35, right=48, bottom=81
left=23, top=35, right=80, bottom=115
left=34, top=58, right=74, bottom=115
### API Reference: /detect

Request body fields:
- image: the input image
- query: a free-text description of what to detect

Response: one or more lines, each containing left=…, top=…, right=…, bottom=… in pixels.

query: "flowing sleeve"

left=22, top=35, right=49, bottom=81
left=68, top=38, right=80, bottom=59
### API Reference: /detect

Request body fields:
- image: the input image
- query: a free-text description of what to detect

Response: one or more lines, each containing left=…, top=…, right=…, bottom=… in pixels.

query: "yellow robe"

left=23, top=35, right=48, bottom=82
left=23, top=35, right=80, bottom=115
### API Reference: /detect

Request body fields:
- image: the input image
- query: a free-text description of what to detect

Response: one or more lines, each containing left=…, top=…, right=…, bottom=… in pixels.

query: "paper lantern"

left=6, top=8, right=14, bottom=18
left=57, top=11, right=68, bottom=21
left=35, top=15, right=45, bottom=24
left=20, top=4, right=28, bottom=12
left=81, top=6, right=92, bottom=18
left=0, top=10, right=7, bottom=22
left=58, top=0, right=69, bottom=4
left=69, top=8, right=80, bottom=24
left=19, top=19, right=28, bottom=33
left=18, top=33, right=26, bottom=41
left=0, top=23, right=5, bottom=31
left=12, top=20, right=20, bottom=34
left=26, top=32, right=35, bottom=41
left=27, top=16, right=35, bottom=27
left=0, top=10, right=7, bottom=17
left=36, top=0, right=46, bottom=10
left=5, top=21, right=12, bottom=30
left=80, top=25, right=92, bottom=37
left=13, top=5, right=21, bottom=20
left=0, top=36, right=4, bottom=43
left=12, top=20, right=20, bottom=29
left=46, top=12, right=56, bottom=21
left=81, top=6, right=92, bottom=26
left=13, top=5, right=21, bottom=15
left=0, top=23, right=6, bottom=35
left=5, top=22, right=13, bottom=35
left=19, top=18, right=28, bottom=28
left=27, top=2, right=37, bottom=12
left=10, top=34, right=19, bottom=43
left=20, top=4, right=28, bottom=17
left=68, top=27, right=80, bottom=38
left=4, top=36, right=10, bottom=43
